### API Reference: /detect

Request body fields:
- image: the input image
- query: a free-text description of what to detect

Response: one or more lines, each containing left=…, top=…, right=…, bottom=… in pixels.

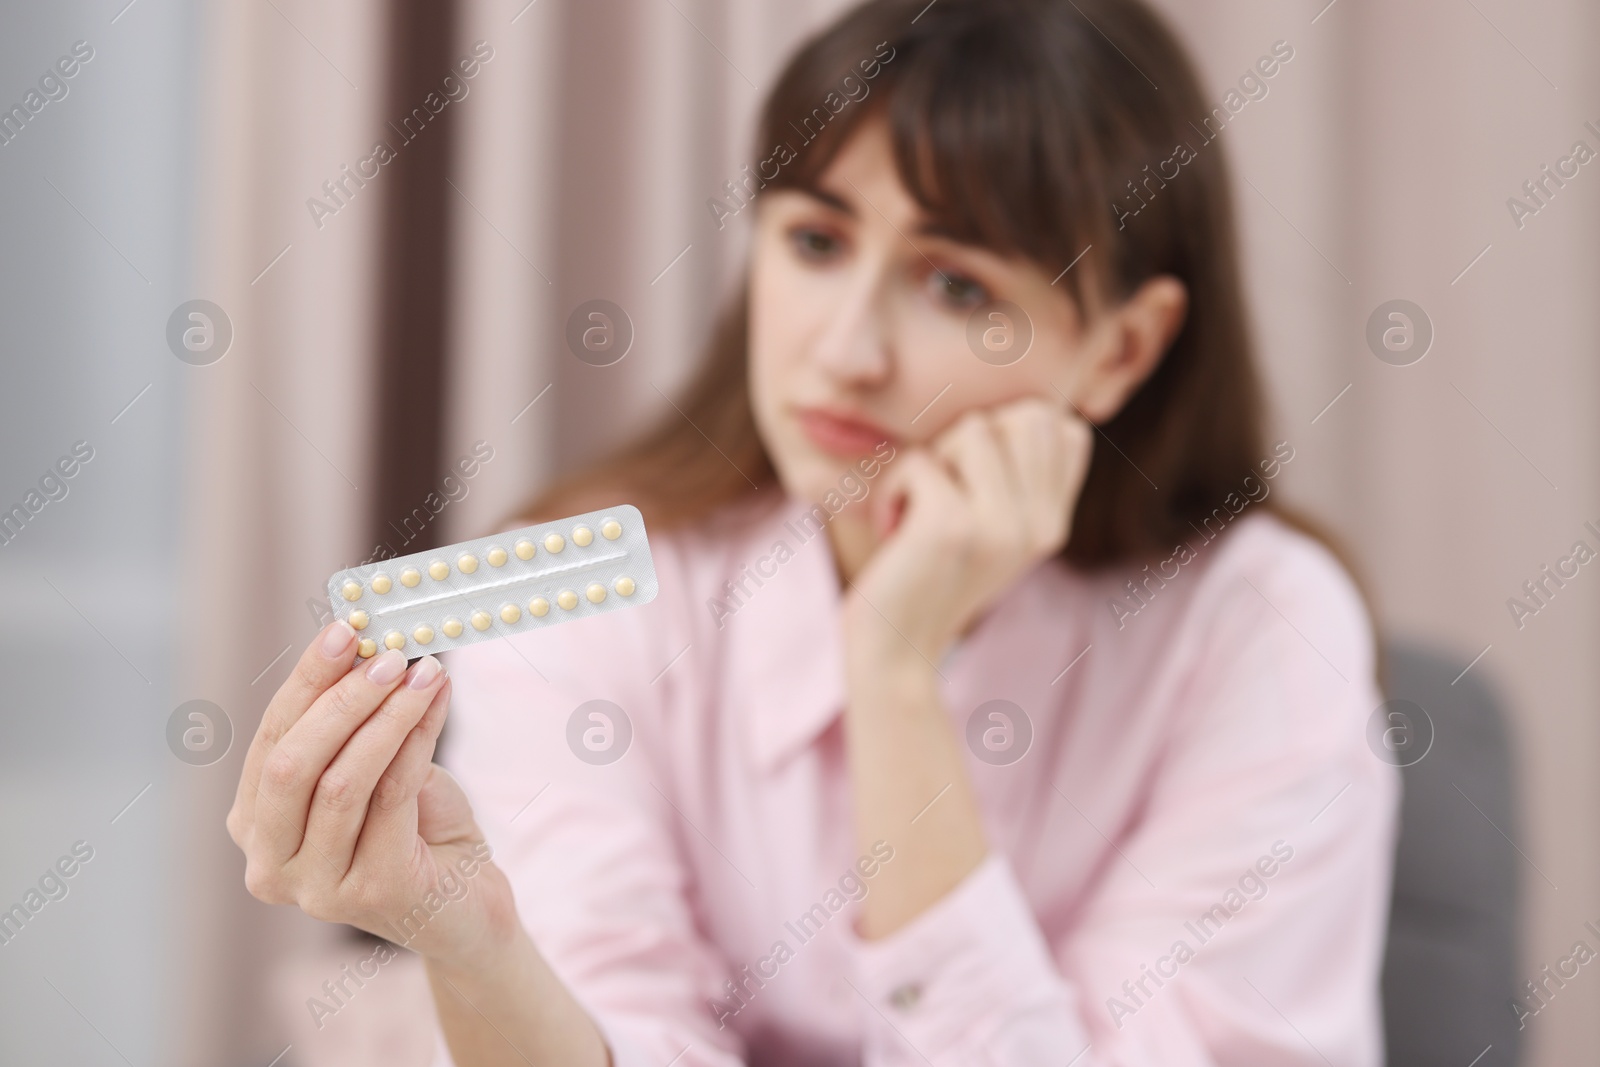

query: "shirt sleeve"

left=424, top=536, right=747, bottom=1067
left=838, top=852, right=1093, bottom=1064
left=834, top=534, right=1400, bottom=1067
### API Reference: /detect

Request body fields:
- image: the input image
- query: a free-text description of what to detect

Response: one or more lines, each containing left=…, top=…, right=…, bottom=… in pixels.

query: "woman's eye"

left=789, top=227, right=839, bottom=261
left=930, top=270, right=988, bottom=310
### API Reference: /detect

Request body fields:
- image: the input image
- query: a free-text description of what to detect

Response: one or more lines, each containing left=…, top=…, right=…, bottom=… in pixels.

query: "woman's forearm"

left=843, top=629, right=989, bottom=940
left=425, top=925, right=612, bottom=1067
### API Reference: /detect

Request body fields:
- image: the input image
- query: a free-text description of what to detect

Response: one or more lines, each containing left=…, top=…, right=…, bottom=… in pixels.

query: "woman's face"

left=748, top=114, right=1109, bottom=508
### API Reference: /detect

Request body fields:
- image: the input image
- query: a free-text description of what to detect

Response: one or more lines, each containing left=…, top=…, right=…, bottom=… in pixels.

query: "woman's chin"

left=790, top=466, right=856, bottom=509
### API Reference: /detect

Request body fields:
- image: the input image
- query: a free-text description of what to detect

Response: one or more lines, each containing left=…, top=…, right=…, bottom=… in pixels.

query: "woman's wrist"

left=412, top=861, right=525, bottom=978
left=844, top=634, right=944, bottom=703
left=842, top=596, right=954, bottom=673
left=426, top=921, right=614, bottom=1067
left=424, top=919, right=533, bottom=988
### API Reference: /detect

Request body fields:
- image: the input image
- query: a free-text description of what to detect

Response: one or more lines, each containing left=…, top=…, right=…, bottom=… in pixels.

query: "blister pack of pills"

left=326, top=504, right=657, bottom=659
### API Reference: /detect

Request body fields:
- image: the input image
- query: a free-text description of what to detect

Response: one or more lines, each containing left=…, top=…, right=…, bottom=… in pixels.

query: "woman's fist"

left=849, top=397, right=1093, bottom=663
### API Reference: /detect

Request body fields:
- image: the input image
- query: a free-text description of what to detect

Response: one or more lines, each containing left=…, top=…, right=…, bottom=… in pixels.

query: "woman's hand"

left=847, top=396, right=1093, bottom=664
left=226, top=623, right=518, bottom=974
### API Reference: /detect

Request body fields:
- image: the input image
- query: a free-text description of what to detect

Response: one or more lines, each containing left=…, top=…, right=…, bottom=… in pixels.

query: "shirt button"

left=888, top=981, right=922, bottom=1011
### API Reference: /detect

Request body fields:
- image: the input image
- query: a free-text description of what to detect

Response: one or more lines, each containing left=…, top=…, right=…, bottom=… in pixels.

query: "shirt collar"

left=721, top=491, right=849, bottom=773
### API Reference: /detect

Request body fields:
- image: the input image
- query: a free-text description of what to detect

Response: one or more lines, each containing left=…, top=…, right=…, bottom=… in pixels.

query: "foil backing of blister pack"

left=325, top=504, right=657, bottom=658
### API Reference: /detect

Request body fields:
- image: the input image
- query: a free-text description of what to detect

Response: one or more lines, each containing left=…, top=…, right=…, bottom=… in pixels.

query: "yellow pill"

left=557, top=589, right=578, bottom=611
left=370, top=573, right=393, bottom=595
left=457, top=553, right=479, bottom=574
left=585, top=582, right=606, bottom=603
left=614, top=576, right=636, bottom=597
left=544, top=533, right=566, bottom=553
left=428, top=560, right=449, bottom=581
left=487, top=546, right=508, bottom=567
left=413, top=625, right=434, bottom=645
left=357, top=638, right=378, bottom=658
left=383, top=630, right=406, bottom=651
left=441, top=617, right=464, bottom=638
left=347, top=609, right=370, bottom=630
left=572, top=526, right=594, bottom=547
left=514, top=539, right=536, bottom=561
left=470, top=610, right=492, bottom=631
left=601, top=519, right=622, bottom=540
left=528, top=596, right=550, bottom=617
left=341, top=580, right=362, bottom=601
left=500, top=603, right=522, bottom=624
left=400, top=567, right=422, bottom=588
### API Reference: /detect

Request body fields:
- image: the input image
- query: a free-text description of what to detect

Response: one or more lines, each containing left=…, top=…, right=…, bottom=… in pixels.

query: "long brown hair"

left=516, top=0, right=1364, bottom=593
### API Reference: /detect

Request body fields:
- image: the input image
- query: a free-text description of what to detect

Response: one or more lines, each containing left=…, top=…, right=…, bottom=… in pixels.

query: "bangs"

left=751, top=1, right=1170, bottom=312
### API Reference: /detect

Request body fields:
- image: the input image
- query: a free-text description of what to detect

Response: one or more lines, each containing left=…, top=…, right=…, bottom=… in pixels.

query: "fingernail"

left=321, top=620, right=356, bottom=657
left=407, top=655, right=443, bottom=690
left=366, top=648, right=406, bottom=685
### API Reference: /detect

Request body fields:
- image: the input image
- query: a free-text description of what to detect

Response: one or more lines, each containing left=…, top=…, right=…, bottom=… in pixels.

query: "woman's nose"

left=811, top=268, right=891, bottom=383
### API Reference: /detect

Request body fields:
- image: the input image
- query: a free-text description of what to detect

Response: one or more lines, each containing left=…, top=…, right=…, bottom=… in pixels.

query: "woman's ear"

left=1073, top=275, right=1188, bottom=424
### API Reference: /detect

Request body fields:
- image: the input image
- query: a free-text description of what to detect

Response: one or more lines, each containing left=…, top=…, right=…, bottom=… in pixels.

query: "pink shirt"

left=429, top=489, right=1398, bottom=1066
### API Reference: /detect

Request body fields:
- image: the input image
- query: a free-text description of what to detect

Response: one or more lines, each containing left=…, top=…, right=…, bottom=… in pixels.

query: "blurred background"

left=0, top=0, right=1595, bottom=1064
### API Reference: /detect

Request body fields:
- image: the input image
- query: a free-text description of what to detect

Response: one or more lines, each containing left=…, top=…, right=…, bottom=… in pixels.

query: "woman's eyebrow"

left=799, top=182, right=975, bottom=250
left=914, top=220, right=970, bottom=243
left=797, top=185, right=856, bottom=216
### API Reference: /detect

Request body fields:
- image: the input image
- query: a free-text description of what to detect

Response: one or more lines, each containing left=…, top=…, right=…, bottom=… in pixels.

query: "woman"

left=228, top=0, right=1398, bottom=1063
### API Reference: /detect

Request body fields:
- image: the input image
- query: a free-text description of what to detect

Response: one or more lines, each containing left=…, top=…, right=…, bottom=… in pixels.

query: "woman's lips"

left=795, top=407, right=896, bottom=457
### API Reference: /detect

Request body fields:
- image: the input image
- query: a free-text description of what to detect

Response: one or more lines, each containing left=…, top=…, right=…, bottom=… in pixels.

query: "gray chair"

left=1379, top=639, right=1523, bottom=1066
